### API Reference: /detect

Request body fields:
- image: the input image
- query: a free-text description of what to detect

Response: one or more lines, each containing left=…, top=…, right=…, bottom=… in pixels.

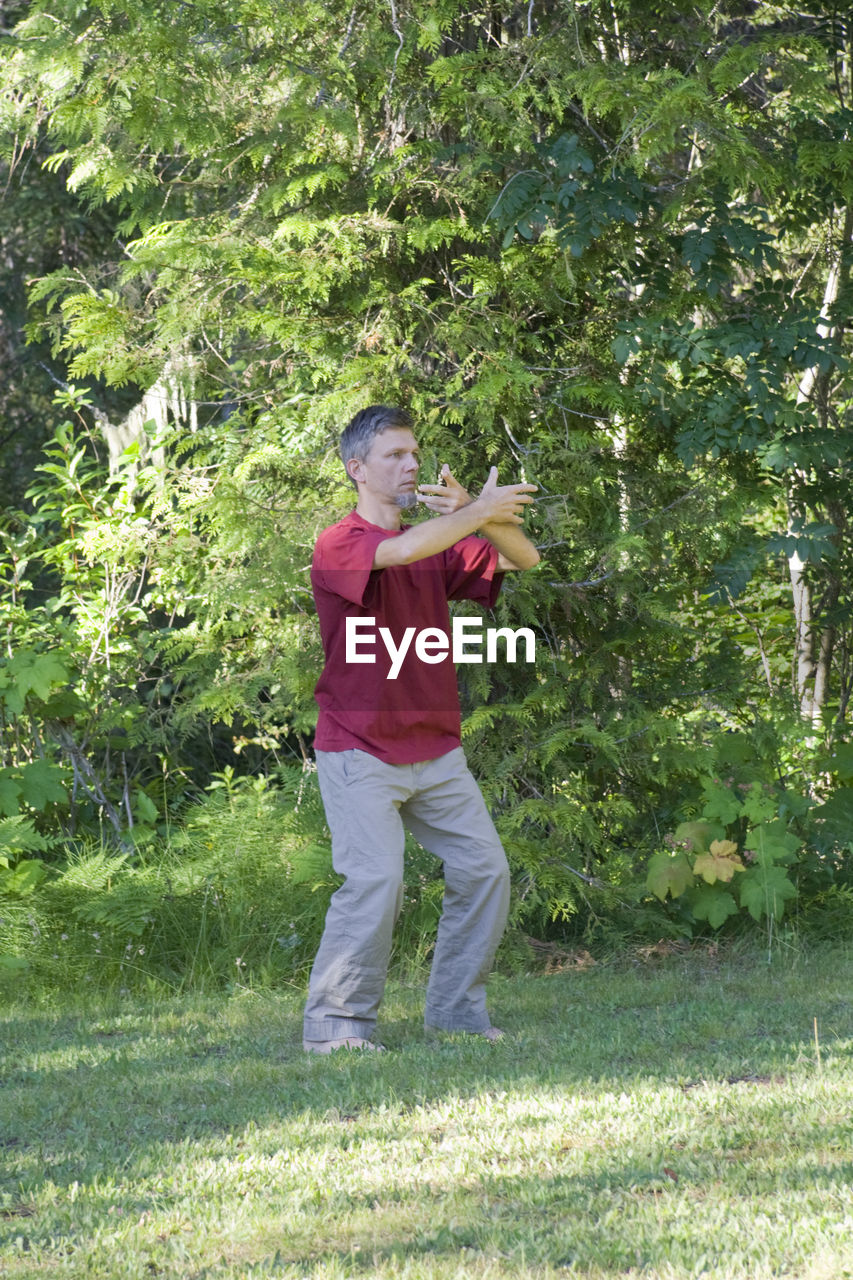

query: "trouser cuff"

left=424, top=1013, right=492, bottom=1033
left=303, top=1018, right=375, bottom=1041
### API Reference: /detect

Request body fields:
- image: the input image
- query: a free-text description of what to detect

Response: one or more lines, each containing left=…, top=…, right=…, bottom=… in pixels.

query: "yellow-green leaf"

left=693, top=839, right=745, bottom=885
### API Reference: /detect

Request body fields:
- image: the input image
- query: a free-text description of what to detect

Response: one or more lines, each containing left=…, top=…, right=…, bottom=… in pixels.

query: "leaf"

left=826, top=745, right=853, bottom=783
left=740, top=784, right=777, bottom=826
left=767, top=523, right=839, bottom=564
left=673, top=820, right=723, bottom=854
left=646, top=851, right=693, bottom=901
left=17, top=760, right=68, bottom=812
left=701, top=781, right=741, bottom=826
left=0, top=775, right=23, bottom=819
left=705, top=542, right=764, bottom=604
left=746, top=820, right=801, bottom=867
left=812, top=787, right=853, bottom=845
left=2, top=651, right=70, bottom=713
left=739, top=866, right=797, bottom=922
left=133, top=790, right=159, bottom=825
left=289, top=844, right=333, bottom=886
left=777, top=789, right=812, bottom=820
left=690, top=886, right=739, bottom=928
left=612, top=334, right=638, bottom=364
left=39, top=688, right=86, bottom=719
left=693, top=840, right=745, bottom=884
left=0, top=816, right=48, bottom=855
left=0, top=859, right=47, bottom=897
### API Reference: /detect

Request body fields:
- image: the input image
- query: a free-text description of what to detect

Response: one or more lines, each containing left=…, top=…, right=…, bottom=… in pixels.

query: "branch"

left=50, top=724, right=124, bottom=837
left=385, top=0, right=405, bottom=119
left=551, top=859, right=606, bottom=888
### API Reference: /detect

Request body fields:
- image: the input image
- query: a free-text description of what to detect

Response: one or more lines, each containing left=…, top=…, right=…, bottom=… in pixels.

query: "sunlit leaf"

left=693, top=840, right=745, bottom=884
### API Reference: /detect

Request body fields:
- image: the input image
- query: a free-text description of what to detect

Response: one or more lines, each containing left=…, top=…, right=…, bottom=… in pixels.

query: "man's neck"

left=355, top=494, right=404, bottom=531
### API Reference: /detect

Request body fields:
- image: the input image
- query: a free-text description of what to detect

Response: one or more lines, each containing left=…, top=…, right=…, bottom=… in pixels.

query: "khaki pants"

left=303, top=746, right=510, bottom=1039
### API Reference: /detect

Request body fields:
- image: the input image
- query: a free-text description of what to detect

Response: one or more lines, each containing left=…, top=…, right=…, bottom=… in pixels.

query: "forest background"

left=1, top=0, right=853, bottom=995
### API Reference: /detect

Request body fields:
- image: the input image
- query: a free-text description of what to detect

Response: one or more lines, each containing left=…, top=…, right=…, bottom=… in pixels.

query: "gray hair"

left=340, top=405, right=414, bottom=489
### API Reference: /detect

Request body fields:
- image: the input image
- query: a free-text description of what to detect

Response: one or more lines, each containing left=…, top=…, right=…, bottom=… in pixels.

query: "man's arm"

left=416, top=465, right=539, bottom=571
left=374, top=467, right=537, bottom=569
left=484, top=525, right=540, bottom=572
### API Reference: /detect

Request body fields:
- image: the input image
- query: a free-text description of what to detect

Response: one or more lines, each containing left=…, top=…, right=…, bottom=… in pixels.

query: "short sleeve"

left=443, top=535, right=503, bottom=608
left=312, top=519, right=393, bottom=605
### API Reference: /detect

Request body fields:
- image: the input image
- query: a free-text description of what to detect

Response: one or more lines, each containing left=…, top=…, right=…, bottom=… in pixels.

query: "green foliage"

left=0, top=402, right=172, bottom=841
left=0, top=815, right=49, bottom=897
left=645, top=775, right=803, bottom=932
left=0, top=641, right=72, bottom=828
left=1, top=0, right=853, bottom=967
left=0, top=766, right=455, bottom=992
left=0, top=815, right=50, bottom=974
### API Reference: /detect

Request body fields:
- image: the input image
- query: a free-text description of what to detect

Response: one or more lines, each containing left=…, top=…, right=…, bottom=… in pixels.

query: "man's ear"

left=345, top=457, right=364, bottom=485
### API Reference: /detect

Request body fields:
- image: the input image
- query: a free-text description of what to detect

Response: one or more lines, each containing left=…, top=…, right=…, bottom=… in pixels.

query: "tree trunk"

left=101, top=348, right=197, bottom=477
left=788, top=205, right=852, bottom=725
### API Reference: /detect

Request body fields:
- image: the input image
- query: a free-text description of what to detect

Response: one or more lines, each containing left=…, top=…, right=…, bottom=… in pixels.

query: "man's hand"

left=373, top=463, right=538, bottom=570
left=473, top=466, right=537, bottom=526
left=417, top=464, right=472, bottom=514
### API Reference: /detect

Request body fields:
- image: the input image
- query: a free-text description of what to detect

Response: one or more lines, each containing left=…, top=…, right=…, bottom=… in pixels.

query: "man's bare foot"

left=303, top=1036, right=385, bottom=1054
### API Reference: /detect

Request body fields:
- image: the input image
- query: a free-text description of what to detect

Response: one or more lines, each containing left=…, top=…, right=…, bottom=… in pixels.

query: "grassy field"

left=3, top=943, right=853, bottom=1279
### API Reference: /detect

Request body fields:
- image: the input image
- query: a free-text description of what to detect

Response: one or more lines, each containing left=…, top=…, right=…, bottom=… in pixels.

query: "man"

left=303, top=405, right=539, bottom=1053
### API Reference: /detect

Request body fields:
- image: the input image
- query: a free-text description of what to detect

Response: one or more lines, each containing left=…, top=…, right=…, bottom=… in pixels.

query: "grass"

left=3, top=943, right=853, bottom=1279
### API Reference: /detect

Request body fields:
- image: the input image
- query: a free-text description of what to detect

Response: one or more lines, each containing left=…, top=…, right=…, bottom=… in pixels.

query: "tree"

left=2, top=0, right=850, bottom=936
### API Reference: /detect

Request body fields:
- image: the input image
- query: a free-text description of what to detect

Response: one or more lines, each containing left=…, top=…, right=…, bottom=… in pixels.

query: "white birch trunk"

left=788, top=209, right=851, bottom=724
left=101, top=349, right=197, bottom=476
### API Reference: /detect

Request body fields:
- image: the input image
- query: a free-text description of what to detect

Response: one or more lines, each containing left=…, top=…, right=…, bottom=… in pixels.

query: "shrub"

left=0, top=764, right=450, bottom=995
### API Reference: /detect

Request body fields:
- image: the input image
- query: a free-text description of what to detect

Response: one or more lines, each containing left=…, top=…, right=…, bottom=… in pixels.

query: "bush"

left=0, top=764, right=451, bottom=996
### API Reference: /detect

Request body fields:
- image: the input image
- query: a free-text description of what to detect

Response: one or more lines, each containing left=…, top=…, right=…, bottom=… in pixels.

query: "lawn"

left=2, top=944, right=853, bottom=1279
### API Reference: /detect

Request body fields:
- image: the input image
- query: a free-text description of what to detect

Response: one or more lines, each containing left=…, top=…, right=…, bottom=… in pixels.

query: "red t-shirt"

left=312, top=511, right=503, bottom=763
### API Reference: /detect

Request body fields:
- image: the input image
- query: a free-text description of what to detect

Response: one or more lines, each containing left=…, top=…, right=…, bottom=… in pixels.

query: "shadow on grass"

left=2, top=949, right=853, bottom=1273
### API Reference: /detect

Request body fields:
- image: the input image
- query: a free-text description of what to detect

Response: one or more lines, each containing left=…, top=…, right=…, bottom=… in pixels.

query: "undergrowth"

left=0, top=765, right=451, bottom=998
left=4, top=753, right=853, bottom=1002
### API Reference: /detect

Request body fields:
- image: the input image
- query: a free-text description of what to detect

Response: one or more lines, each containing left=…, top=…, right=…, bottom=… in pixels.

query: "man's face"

left=349, top=427, right=421, bottom=509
